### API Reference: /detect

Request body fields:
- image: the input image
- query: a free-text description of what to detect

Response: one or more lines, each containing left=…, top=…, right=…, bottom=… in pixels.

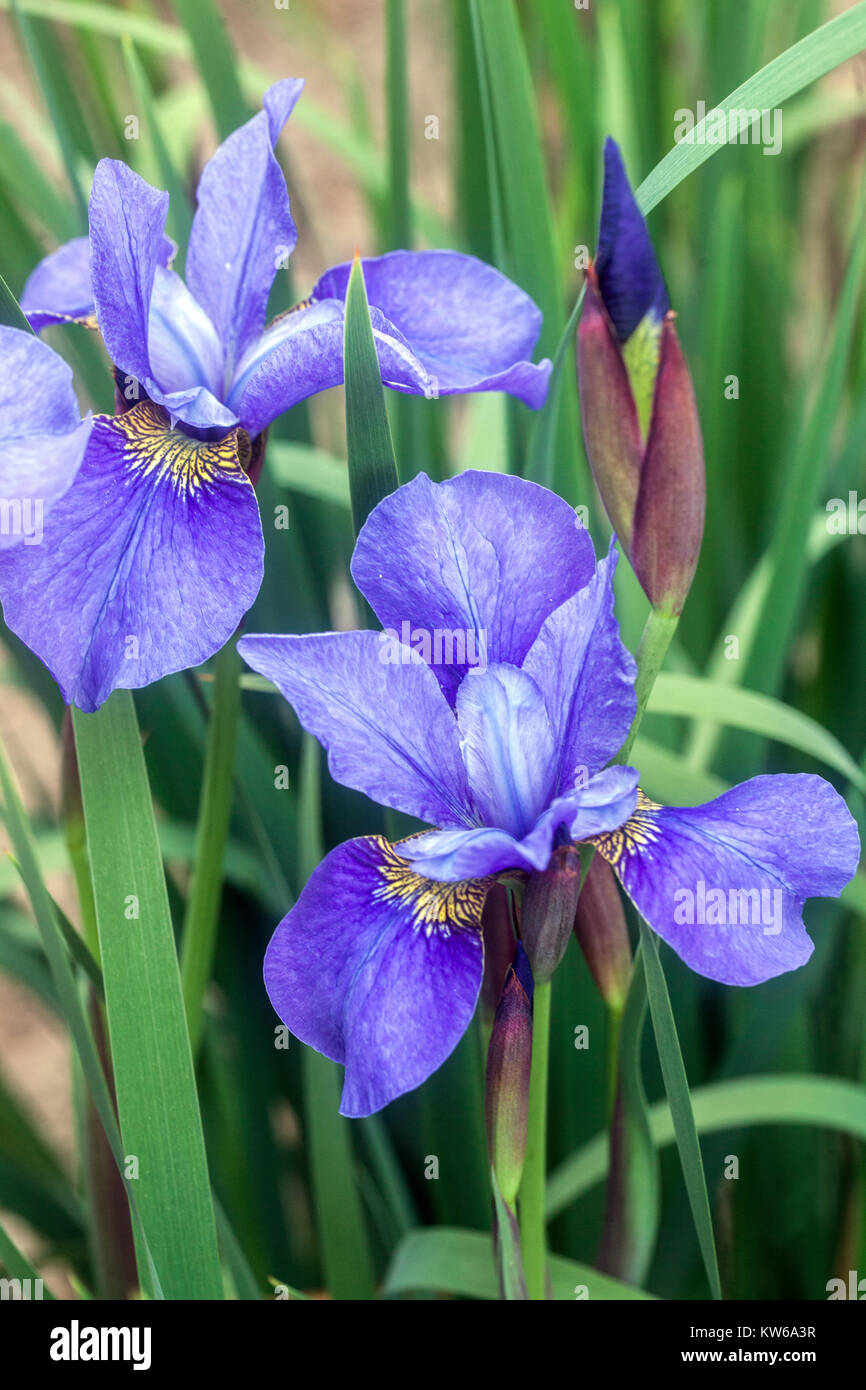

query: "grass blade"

left=637, top=920, right=721, bottom=1300
left=73, top=692, right=222, bottom=1299
left=343, top=253, right=399, bottom=531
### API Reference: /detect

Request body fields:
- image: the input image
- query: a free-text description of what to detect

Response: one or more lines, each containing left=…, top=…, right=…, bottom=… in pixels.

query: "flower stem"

left=518, top=978, right=551, bottom=1299
left=180, top=639, right=242, bottom=1055
left=617, top=607, right=679, bottom=764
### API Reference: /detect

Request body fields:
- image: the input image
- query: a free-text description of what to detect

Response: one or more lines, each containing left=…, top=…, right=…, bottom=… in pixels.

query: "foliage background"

left=0, top=0, right=865, bottom=1301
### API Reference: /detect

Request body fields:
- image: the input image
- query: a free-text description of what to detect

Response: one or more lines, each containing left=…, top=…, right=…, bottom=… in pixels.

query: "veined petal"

left=594, top=777, right=860, bottom=985
left=21, top=232, right=176, bottom=334
left=596, top=138, right=669, bottom=343
left=0, top=401, right=263, bottom=710
left=237, top=630, right=473, bottom=827
left=456, top=664, right=556, bottom=838
left=186, top=78, right=304, bottom=372
left=0, top=326, right=92, bottom=547
left=264, top=834, right=488, bottom=1115
left=20, top=237, right=95, bottom=331
left=351, top=470, right=596, bottom=704
left=403, top=766, right=639, bottom=881
left=523, top=541, right=637, bottom=786
left=147, top=267, right=225, bottom=399
left=229, top=298, right=429, bottom=438
left=89, top=160, right=170, bottom=384
left=313, top=251, right=551, bottom=407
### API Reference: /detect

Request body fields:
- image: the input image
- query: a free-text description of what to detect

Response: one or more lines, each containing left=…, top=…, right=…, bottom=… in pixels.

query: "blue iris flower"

left=239, top=470, right=860, bottom=1117
left=0, top=79, right=551, bottom=712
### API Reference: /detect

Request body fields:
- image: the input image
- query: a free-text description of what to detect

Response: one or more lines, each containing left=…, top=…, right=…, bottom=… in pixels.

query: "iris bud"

left=485, top=943, right=533, bottom=1207
left=578, top=139, right=705, bottom=616
left=573, top=853, right=632, bottom=1011
left=521, top=843, right=583, bottom=985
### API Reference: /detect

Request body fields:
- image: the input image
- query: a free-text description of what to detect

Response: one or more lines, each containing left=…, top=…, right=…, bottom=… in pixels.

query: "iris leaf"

left=169, top=0, right=249, bottom=140
left=0, top=1214, right=56, bottom=1297
left=343, top=255, right=400, bottom=532
left=647, top=673, right=866, bottom=793
left=548, top=1072, right=866, bottom=1218
left=638, top=920, right=722, bottom=1299
left=384, top=1227, right=656, bottom=1300
left=72, top=692, right=222, bottom=1299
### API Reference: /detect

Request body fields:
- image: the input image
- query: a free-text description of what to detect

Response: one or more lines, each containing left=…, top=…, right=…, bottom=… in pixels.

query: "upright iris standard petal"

left=0, top=327, right=92, bottom=547
left=228, top=298, right=430, bottom=438
left=522, top=542, right=637, bottom=787
left=89, top=160, right=170, bottom=385
left=237, top=630, right=474, bottom=827
left=595, top=138, right=669, bottom=343
left=263, top=835, right=489, bottom=1116
left=186, top=77, right=304, bottom=371
left=313, top=251, right=551, bottom=407
left=0, top=401, right=263, bottom=711
left=351, top=470, right=596, bottom=703
left=593, top=778, right=860, bottom=986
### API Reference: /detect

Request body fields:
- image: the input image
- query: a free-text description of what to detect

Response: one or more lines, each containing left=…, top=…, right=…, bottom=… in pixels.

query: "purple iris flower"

left=0, top=325, right=92, bottom=549
left=0, top=79, right=550, bottom=712
left=238, top=471, right=860, bottom=1117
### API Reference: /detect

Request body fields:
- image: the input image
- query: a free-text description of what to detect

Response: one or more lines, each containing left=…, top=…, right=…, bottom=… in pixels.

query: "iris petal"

left=0, top=326, right=92, bottom=548
left=594, top=777, right=860, bottom=985
left=237, top=629, right=474, bottom=827
left=522, top=540, right=637, bottom=787
left=264, top=834, right=487, bottom=1115
left=403, top=766, right=639, bottom=880
left=313, top=250, right=551, bottom=407
left=352, top=470, right=596, bottom=705
left=595, top=138, right=670, bottom=342
left=456, top=664, right=555, bottom=838
left=88, top=160, right=171, bottom=384
left=186, top=77, right=304, bottom=372
left=0, top=401, right=263, bottom=710
left=229, top=298, right=429, bottom=438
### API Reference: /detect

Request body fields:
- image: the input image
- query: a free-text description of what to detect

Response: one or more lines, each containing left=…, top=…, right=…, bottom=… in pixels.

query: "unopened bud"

left=573, top=854, right=632, bottom=1010
left=485, top=943, right=533, bottom=1207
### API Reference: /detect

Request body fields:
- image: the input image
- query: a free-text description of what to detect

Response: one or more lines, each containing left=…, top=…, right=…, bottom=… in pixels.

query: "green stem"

left=518, top=978, right=551, bottom=1299
left=180, top=639, right=242, bottom=1054
left=606, top=1001, right=625, bottom=1119
left=617, top=608, right=679, bottom=765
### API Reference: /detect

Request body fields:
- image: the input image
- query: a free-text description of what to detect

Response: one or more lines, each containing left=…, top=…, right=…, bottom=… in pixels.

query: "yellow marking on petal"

left=591, top=788, right=662, bottom=869
left=107, top=400, right=244, bottom=497
left=372, top=837, right=488, bottom=939
left=622, top=313, right=662, bottom=441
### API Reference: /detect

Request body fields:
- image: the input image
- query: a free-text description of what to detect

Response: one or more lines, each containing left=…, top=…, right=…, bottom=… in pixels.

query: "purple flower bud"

left=485, top=943, right=533, bottom=1207
left=573, top=853, right=632, bottom=1010
left=521, top=843, right=583, bottom=984
left=577, top=139, right=705, bottom=615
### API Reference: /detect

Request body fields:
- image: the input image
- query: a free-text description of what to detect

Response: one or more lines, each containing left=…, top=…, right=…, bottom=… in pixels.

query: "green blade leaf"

left=73, top=692, right=222, bottom=1300
left=0, top=1214, right=55, bottom=1298
left=638, top=919, right=722, bottom=1299
left=343, top=254, right=400, bottom=534
left=170, top=0, right=248, bottom=140
left=636, top=2, right=866, bottom=216
left=548, top=1073, right=866, bottom=1218
left=384, top=1227, right=656, bottom=1301
left=647, top=672, right=866, bottom=793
